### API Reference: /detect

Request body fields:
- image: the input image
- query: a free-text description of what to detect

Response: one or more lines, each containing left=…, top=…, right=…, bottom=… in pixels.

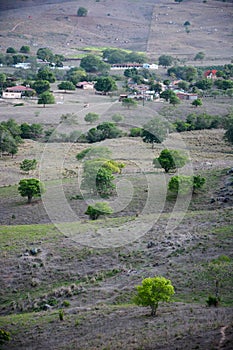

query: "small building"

left=2, top=85, right=35, bottom=99
left=76, top=81, right=94, bottom=90
left=204, top=69, right=217, bottom=79
left=142, top=63, right=158, bottom=70
left=176, top=91, right=198, bottom=101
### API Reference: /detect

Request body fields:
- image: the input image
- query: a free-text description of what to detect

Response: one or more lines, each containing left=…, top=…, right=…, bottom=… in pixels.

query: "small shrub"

left=59, top=309, right=64, bottom=321
left=129, top=127, right=142, bottom=137
left=206, top=295, right=220, bottom=307
left=62, top=300, right=70, bottom=307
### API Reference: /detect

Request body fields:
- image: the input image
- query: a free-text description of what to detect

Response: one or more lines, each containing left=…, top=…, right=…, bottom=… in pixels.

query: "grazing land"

left=0, top=1, right=233, bottom=349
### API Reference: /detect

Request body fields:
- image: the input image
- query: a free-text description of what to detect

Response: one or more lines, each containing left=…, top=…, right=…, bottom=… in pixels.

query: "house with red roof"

left=204, top=69, right=217, bottom=79
left=2, top=85, right=35, bottom=99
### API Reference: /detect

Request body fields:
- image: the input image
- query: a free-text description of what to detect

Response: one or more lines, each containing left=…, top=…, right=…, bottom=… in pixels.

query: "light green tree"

left=85, top=202, right=113, bottom=220
left=133, top=276, right=175, bottom=316
left=153, top=149, right=187, bottom=173
left=38, top=91, right=55, bottom=107
left=20, top=159, right=37, bottom=173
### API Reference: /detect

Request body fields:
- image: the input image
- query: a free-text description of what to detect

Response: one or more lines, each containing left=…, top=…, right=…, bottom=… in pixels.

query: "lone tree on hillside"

left=122, top=97, right=137, bottom=109
left=133, top=276, right=175, bottom=316
left=192, top=98, right=202, bottom=108
left=158, top=55, right=173, bottom=68
left=77, top=7, right=88, bottom=17
left=141, top=118, right=169, bottom=148
left=153, top=149, right=187, bottom=173
left=18, top=178, right=45, bottom=204
left=85, top=202, right=113, bottom=220
left=38, top=91, right=55, bottom=107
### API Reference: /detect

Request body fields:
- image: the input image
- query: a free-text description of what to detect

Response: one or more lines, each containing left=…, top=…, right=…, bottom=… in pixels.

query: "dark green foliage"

left=77, top=7, right=88, bottom=17
left=195, top=79, right=212, bottom=90
left=215, top=79, right=233, bottom=90
left=158, top=55, right=174, bottom=67
left=141, top=118, right=168, bottom=147
left=80, top=54, right=110, bottom=73
left=0, top=119, right=22, bottom=156
left=18, top=178, right=45, bottom=203
left=103, top=48, right=146, bottom=64
left=194, top=52, right=205, bottom=61
left=169, top=94, right=180, bottom=106
left=85, top=202, right=113, bottom=220
left=168, top=65, right=197, bottom=82
left=160, top=89, right=176, bottom=102
left=177, top=80, right=190, bottom=91
left=193, top=175, right=206, bottom=193
left=174, top=113, right=220, bottom=132
left=38, top=91, right=55, bottom=107
left=20, top=45, right=30, bottom=53
left=6, top=47, right=17, bottom=53
left=224, top=116, right=233, bottom=144
left=20, top=159, right=37, bottom=172
left=206, top=295, right=220, bottom=307
left=86, top=122, right=122, bottom=143
left=153, top=149, right=187, bottom=173
left=32, top=80, right=50, bottom=94
left=37, top=67, right=56, bottom=83
left=37, top=47, right=54, bottom=62
left=65, top=67, right=87, bottom=85
left=94, top=76, right=117, bottom=93
left=58, top=81, right=76, bottom=91
left=20, top=123, right=43, bottom=140
left=59, top=309, right=64, bottom=321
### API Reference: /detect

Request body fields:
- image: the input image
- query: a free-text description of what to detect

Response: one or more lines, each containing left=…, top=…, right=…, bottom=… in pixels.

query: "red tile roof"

left=6, top=85, right=34, bottom=92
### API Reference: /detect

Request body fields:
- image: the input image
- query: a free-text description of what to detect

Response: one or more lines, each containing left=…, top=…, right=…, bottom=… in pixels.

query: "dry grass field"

left=0, top=1, right=233, bottom=349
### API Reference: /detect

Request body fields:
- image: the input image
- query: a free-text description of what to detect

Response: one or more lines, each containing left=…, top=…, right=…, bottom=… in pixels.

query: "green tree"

left=133, top=276, right=175, bottom=316
left=195, top=79, right=212, bottom=90
left=81, top=159, right=115, bottom=196
left=32, top=80, right=50, bottom=94
left=169, top=94, right=180, bottom=106
left=58, top=81, right=76, bottom=92
left=85, top=202, right=113, bottom=220
left=18, top=178, right=45, bottom=204
left=77, top=7, right=88, bottom=17
left=84, top=113, right=99, bottom=124
left=80, top=55, right=110, bottom=73
left=94, top=76, right=117, bottom=93
left=129, top=127, right=142, bottom=137
left=194, top=51, right=205, bottom=61
left=20, top=45, right=30, bottom=54
left=193, top=175, right=206, bottom=193
left=153, top=149, right=187, bottom=173
left=158, top=55, right=173, bottom=68
left=6, top=47, right=17, bottom=53
left=141, top=118, right=168, bottom=148
left=192, top=98, right=202, bottom=107
left=177, top=80, right=189, bottom=91
left=38, top=91, right=55, bottom=107
left=0, top=125, right=18, bottom=157
left=168, top=175, right=193, bottom=195
left=97, top=122, right=122, bottom=139
left=37, top=67, right=55, bottom=83
left=20, top=159, right=37, bottom=172
left=122, top=97, right=137, bottom=109
left=76, top=146, right=112, bottom=161
left=0, top=73, right=6, bottom=90
left=160, top=90, right=175, bottom=102
left=37, top=47, right=54, bottom=62
left=111, top=114, right=124, bottom=123
left=65, top=67, right=87, bottom=85
left=20, top=123, right=43, bottom=140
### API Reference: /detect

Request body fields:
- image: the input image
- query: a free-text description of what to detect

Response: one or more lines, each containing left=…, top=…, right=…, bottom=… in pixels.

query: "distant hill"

left=0, top=0, right=232, bottom=63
